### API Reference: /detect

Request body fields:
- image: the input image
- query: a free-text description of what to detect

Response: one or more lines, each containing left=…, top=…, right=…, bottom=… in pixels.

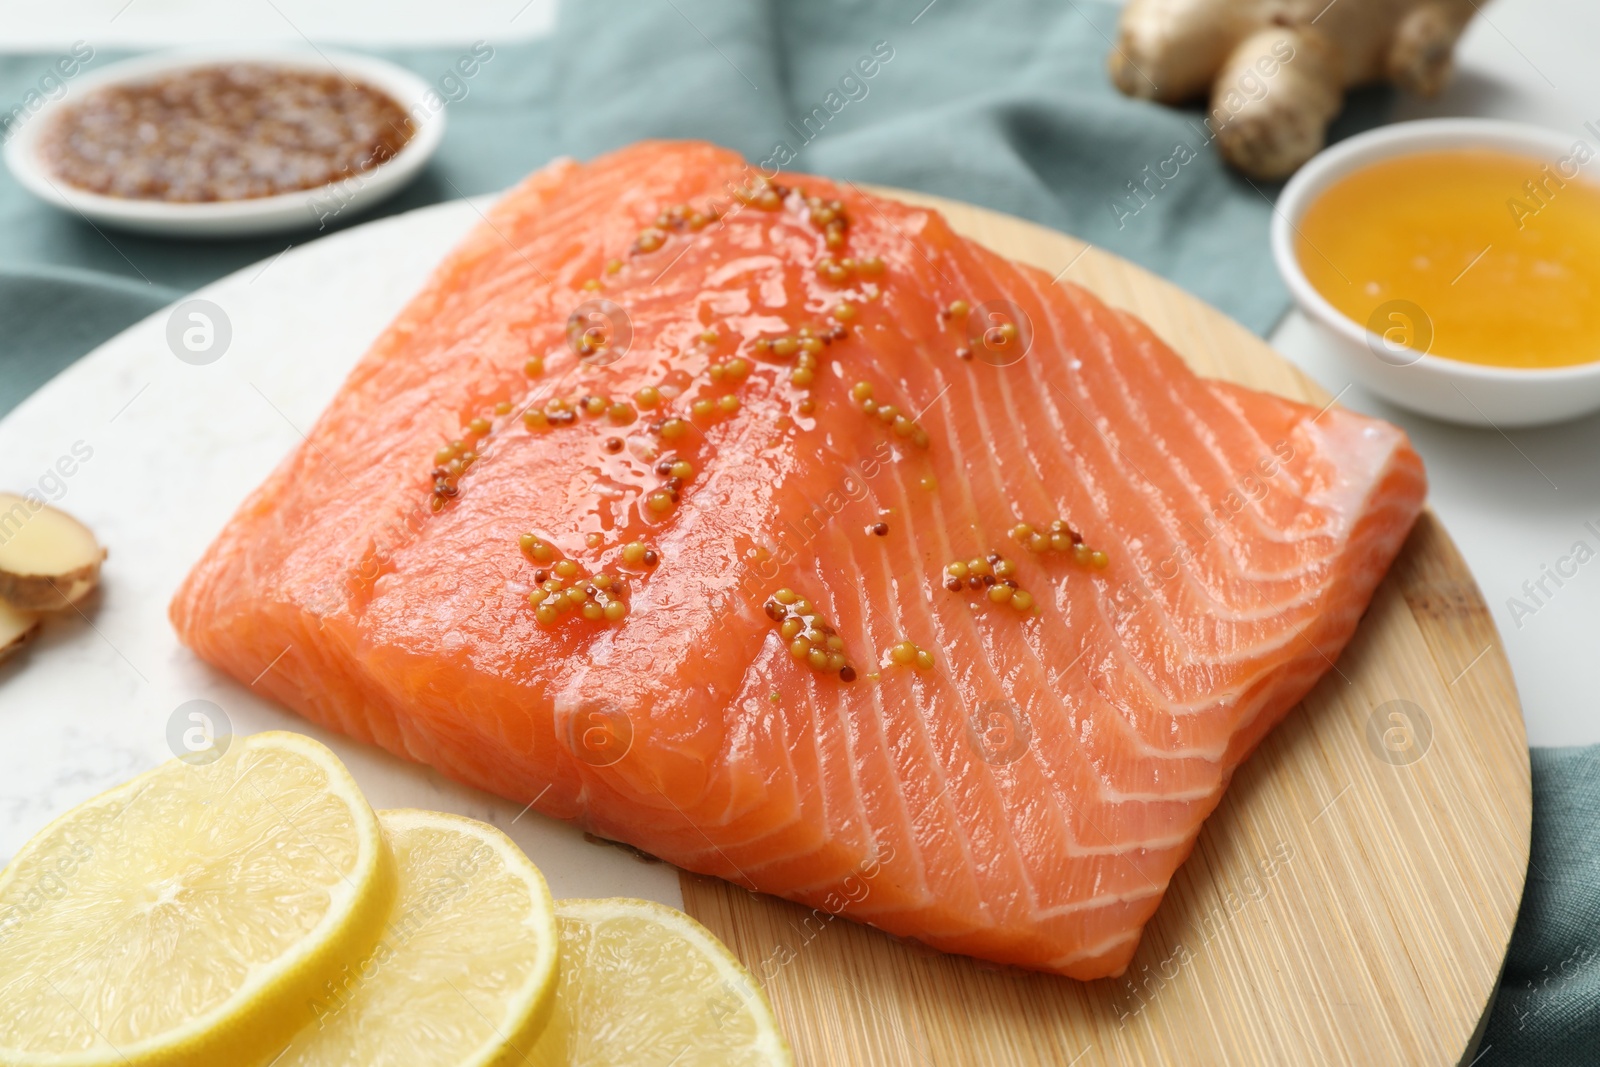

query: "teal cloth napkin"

left=0, top=1, right=1591, bottom=1060
left=1482, top=746, right=1600, bottom=1066
left=0, top=0, right=1394, bottom=416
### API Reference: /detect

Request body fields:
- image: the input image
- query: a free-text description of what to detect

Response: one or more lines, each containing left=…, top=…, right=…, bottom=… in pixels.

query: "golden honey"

left=1297, top=147, right=1600, bottom=368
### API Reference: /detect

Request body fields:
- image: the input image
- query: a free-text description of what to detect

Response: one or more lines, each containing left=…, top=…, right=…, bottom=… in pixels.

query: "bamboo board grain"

left=678, top=188, right=1532, bottom=1067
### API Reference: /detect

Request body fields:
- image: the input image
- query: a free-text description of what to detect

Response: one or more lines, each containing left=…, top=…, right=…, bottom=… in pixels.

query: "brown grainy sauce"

left=38, top=63, right=414, bottom=202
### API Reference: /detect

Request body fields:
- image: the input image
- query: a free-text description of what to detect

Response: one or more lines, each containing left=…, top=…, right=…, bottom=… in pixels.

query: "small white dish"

left=1273, top=118, right=1600, bottom=428
left=3, top=47, right=446, bottom=239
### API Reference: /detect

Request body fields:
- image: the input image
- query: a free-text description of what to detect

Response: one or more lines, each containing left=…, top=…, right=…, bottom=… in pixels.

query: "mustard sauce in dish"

left=38, top=63, right=413, bottom=203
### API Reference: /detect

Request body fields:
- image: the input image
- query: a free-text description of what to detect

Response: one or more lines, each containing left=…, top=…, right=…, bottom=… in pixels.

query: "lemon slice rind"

left=0, top=731, right=395, bottom=1067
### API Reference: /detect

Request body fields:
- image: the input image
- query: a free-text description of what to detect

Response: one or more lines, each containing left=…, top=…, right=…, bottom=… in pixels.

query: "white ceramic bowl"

left=1273, top=118, right=1600, bottom=428
left=3, top=47, right=446, bottom=239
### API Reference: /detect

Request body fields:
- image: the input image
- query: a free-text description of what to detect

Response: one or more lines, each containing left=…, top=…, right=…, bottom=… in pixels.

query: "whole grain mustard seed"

left=945, top=551, right=1038, bottom=613
left=831, top=302, right=856, bottom=322
left=634, top=227, right=666, bottom=254
left=659, top=418, right=688, bottom=440
left=604, top=258, right=623, bottom=275
left=870, top=522, right=889, bottom=536
left=766, top=588, right=855, bottom=682
left=524, top=356, right=545, bottom=377
left=608, top=402, right=637, bottom=425
left=469, top=417, right=491, bottom=435
left=717, top=394, right=741, bottom=414
left=888, top=640, right=936, bottom=670
left=494, top=401, right=512, bottom=416
left=647, top=490, right=674, bottom=513
left=634, top=386, right=661, bottom=409
left=1010, top=519, right=1109, bottom=569
left=521, top=536, right=555, bottom=563
left=527, top=558, right=631, bottom=629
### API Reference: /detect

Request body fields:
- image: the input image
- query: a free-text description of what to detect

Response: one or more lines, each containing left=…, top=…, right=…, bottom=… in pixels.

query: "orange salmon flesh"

left=171, top=141, right=1426, bottom=980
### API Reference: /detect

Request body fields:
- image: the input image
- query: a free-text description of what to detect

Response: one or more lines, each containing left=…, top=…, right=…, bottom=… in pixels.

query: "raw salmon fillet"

left=171, top=141, right=1426, bottom=979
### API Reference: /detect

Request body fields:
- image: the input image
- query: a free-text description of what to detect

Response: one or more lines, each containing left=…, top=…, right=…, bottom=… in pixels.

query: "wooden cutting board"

left=679, top=189, right=1532, bottom=1067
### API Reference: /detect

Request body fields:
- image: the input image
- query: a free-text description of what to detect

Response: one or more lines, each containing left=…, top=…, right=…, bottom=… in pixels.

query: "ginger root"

left=1109, top=0, right=1479, bottom=179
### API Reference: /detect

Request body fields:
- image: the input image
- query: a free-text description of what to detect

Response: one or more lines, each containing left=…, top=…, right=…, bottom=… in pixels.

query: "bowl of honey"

left=1274, top=118, right=1600, bottom=427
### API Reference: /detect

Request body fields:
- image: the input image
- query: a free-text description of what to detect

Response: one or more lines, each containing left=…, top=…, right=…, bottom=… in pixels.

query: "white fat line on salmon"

left=701, top=442, right=897, bottom=631
left=304, top=840, right=497, bottom=1029
left=1150, top=438, right=1299, bottom=583
left=1504, top=521, right=1600, bottom=629
left=348, top=355, right=590, bottom=597
left=1108, top=39, right=1296, bottom=231
left=1112, top=840, right=1296, bottom=1030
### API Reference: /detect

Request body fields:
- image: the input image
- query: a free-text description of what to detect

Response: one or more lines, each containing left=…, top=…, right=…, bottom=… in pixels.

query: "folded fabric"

left=1481, top=744, right=1600, bottom=1066
left=0, top=0, right=1399, bottom=416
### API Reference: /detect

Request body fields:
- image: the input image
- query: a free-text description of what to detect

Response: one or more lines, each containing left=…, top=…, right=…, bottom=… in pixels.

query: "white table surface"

left=1270, top=0, right=1600, bottom=747
left=1, top=0, right=1594, bottom=746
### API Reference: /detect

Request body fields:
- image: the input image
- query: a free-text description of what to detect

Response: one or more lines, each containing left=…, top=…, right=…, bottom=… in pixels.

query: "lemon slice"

left=276, top=809, right=559, bottom=1067
left=0, top=731, right=394, bottom=1067
left=531, top=898, right=792, bottom=1066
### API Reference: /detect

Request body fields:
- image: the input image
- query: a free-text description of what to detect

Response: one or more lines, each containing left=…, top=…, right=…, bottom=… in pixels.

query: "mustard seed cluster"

left=847, top=381, right=931, bottom=448
left=1010, top=520, right=1109, bottom=569
left=944, top=553, right=1036, bottom=613
left=765, top=588, right=856, bottom=682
